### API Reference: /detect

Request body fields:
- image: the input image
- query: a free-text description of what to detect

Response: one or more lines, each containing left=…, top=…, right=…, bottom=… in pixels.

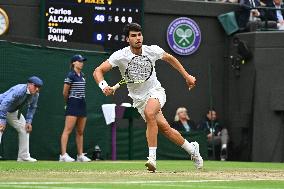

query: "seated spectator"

left=266, top=0, right=284, bottom=29
left=172, top=107, right=196, bottom=133
left=197, top=109, right=229, bottom=161
left=236, top=0, right=265, bottom=30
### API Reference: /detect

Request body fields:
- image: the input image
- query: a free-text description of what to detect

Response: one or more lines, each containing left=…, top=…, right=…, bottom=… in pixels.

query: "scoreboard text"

left=43, top=0, right=143, bottom=50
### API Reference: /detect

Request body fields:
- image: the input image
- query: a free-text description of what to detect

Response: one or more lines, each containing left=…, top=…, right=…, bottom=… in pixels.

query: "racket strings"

left=126, top=55, right=152, bottom=82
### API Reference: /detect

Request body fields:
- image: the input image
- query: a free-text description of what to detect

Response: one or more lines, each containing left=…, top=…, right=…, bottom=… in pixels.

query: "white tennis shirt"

left=108, top=45, right=165, bottom=100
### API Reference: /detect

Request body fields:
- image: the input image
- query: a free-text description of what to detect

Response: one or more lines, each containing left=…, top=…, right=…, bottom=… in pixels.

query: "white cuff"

left=99, top=80, right=109, bottom=90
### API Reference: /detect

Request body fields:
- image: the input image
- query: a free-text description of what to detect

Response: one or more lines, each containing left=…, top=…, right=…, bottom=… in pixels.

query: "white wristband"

left=98, top=80, right=109, bottom=90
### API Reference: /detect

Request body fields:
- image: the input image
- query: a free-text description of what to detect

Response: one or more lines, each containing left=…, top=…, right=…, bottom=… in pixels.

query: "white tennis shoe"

left=191, top=142, right=203, bottom=169
left=17, top=156, right=37, bottom=162
left=145, top=157, right=156, bottom=172
left=59, top=153, right=75, bottom=162
left=77, top=154, right=91, bottom=162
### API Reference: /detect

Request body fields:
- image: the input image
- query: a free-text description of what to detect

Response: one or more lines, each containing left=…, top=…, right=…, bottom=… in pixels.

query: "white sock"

left=222, top=144, right=227, bottom=149
left=181, top=139, right=194, bottom=155
left=149, top=147, right=157, bottom=160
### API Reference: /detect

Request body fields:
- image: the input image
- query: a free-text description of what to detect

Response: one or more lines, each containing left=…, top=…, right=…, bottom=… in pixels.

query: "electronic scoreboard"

left=42, top=0, right=143, bottom=50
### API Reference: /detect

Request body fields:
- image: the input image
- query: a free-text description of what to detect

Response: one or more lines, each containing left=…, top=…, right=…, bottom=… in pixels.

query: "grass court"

left=0, top=160, right=283, bottom=189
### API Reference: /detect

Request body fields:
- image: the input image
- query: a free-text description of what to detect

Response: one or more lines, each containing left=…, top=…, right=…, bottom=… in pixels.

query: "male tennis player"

left=93, top=23, right=203, bottom=171
left=0, top=76, right=43, bottom=162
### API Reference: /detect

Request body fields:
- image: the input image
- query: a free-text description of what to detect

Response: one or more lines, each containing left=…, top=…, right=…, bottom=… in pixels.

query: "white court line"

left=0, top=178, right=284, bottom=185
left=0, top=185, right=102, bottom=189
left=1, top=183, right=283, bottom=189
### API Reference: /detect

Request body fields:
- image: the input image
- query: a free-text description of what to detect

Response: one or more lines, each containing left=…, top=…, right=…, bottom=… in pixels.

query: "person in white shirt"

left=93, top=23, right=203, bottom=172
left=266, top=0, right=284, bottom=29
left=236, top=0, right=264, bottom=28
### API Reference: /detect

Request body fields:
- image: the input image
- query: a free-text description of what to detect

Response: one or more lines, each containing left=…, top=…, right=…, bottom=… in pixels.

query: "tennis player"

left=93, top=23, right=203, bottom=171
left=59, top=55, right=91, bottom=162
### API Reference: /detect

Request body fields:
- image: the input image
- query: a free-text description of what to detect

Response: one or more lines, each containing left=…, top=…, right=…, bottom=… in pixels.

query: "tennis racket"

left=111, top=55, right=153, bottom=92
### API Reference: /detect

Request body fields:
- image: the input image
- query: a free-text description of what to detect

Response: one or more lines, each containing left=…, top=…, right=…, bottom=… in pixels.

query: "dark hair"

left=123, top=23, right=142, bottom=37
left=207, top=108, right=216, bottom=114
left=208, top=107, right=216, bottom=111
left=206, top=107, right=216, bottom=115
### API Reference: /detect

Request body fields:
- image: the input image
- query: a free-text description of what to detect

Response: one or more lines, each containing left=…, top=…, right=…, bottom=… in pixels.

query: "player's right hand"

left=185, top=75, right=196, bottom=89
left=102, top=86, right=115, bottom=96
left=0, top=124, right=6, bottom=132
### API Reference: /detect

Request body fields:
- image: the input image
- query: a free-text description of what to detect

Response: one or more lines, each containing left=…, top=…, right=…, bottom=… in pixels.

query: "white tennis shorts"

left=132, top=87, right=166, bottom=121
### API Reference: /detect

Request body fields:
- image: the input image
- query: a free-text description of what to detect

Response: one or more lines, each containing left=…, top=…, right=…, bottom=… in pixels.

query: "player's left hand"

left=185, top=75, right=196, bottom=89
left=25, top=124, right=33, bottom=133
left=102, top=86, right=115, bottom=96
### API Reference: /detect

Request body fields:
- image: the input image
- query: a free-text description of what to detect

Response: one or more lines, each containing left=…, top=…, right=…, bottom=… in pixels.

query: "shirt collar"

left=72, top=70, right=82, bottom=77
left=26, top=86, right=31, bottom=94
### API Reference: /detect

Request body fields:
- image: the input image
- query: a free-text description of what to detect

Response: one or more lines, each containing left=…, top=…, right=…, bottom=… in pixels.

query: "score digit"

left=121, top=35, right=125, bottom=42
left=108, top=15, right=112, bottom=22
left=93, top=32, right=105, bottom=43
left=97, top=33, right=103, bottom=41
left=107, top=34, right=112, bottom=40
left=114, top=35, right=119, bottom=41
left=128, top=17, right=133, bottom=23
left=94, top=14, right=105, bottom=23
left=121, top=16, right=126, bottom=23
left=114, top=16, right=119, bottom=23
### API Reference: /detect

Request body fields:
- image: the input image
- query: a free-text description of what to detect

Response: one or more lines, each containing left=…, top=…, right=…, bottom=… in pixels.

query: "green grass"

left=0, top=160, right=283, bottom=189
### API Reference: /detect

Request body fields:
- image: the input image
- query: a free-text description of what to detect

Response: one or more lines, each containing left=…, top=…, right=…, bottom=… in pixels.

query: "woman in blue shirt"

left=59, top=54, right=91, bottom=162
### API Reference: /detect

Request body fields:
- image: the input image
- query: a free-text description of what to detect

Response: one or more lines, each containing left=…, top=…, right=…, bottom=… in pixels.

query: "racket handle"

left=111, top=83, right=121, bottom=91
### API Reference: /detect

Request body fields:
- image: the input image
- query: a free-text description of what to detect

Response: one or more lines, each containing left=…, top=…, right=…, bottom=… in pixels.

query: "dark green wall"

left=230, top=32, right=284, bottom=162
